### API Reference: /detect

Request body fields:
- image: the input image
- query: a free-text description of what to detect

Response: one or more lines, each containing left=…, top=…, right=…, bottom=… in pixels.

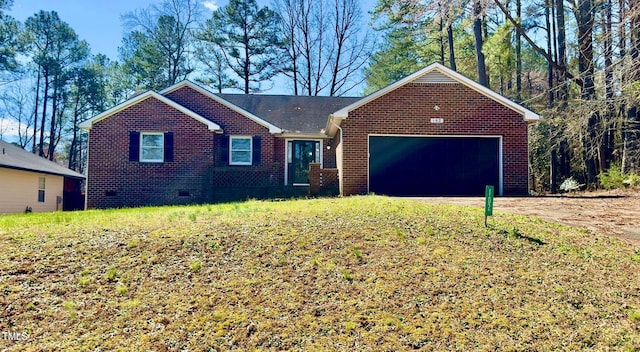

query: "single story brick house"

left=80, top=63, right=539, bottom=208
left=0, top=140, right=85, bottom=213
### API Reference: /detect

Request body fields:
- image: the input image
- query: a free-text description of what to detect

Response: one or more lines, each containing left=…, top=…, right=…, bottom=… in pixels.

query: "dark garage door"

left=369, top=136, right=500, bottom=196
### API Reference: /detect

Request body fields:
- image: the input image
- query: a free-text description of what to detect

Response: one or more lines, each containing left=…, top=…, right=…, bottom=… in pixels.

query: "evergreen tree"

left=199, top=0, right=285, bottom=93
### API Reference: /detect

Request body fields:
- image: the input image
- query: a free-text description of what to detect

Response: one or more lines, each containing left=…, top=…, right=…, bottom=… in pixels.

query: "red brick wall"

left=87, top=97, right=216, bottom=208
left=309, top=163, right=339, bottom=196
left=165, top=86, right=285, bottom=201
left=87, top=86, right=294, bottom=208
left=322, top=139, right=336, bottom=168
left=340, top=83, right=530, bottom=196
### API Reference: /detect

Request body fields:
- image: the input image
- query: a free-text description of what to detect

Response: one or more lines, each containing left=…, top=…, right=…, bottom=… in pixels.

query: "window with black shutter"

left=220, top=135, right=229, bottom=164
left=130, top=131, right=173, bottom=163
left=129, top=131, right=140, bottom=162
left=164, top=132, right=174, bottom=162
left=252, top=135, right=261, bottom=166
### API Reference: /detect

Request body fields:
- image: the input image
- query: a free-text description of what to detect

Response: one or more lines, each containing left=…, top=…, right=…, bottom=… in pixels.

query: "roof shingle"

left=0, top=140, right=85, bottom=179
left=217, top=94, right=361, bottom=133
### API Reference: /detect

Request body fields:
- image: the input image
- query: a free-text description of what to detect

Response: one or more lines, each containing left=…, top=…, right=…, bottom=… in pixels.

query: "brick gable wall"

left=164, top=86, right=286, bottom=201
left=87, top=97, right=216, bottom=208
left=339, top=83, right=530, bottom=196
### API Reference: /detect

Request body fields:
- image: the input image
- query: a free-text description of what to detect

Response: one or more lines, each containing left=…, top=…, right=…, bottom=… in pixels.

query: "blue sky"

left=8, top=0, right=217, bottom=61
left=1, top=0, right=377, bottom=140
left=8, top=0, right=377, bottom=62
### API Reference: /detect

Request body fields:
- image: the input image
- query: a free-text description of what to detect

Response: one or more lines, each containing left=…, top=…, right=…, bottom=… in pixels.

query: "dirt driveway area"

left=413, top=190, right=640, bottom=247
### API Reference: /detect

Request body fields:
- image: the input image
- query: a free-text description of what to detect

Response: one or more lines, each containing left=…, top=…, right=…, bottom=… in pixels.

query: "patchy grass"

left=1, top=196, right=639, bottom=351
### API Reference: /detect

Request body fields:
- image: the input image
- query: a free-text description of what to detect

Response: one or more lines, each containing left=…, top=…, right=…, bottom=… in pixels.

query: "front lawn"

left=1, top=196, right=639, bottom=350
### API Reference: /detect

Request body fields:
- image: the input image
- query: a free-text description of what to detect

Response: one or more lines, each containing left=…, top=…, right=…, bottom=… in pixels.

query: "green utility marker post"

left=484, top=185, right=494, bottom=227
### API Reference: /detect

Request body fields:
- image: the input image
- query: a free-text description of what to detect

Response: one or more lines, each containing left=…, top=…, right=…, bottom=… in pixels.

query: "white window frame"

left=229, top=136, right=253, bottom=166
left=38, top=176, right=46, bottom=203
left=140, top=132, right=164, bottom=163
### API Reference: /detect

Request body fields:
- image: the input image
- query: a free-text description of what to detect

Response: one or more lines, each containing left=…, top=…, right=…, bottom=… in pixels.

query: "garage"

left=369, top=135, right=501, bottom=196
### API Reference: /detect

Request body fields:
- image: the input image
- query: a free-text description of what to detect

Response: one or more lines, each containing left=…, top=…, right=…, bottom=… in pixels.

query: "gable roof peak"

left=329, top=63, right=540, bottom=126
left=79, top=90, right=222, bottom=132
left=161, top=80, right=284, bottom=134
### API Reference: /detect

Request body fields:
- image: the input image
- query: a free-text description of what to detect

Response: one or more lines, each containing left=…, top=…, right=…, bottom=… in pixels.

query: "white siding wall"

left=0, top=168, right=64, bottom=213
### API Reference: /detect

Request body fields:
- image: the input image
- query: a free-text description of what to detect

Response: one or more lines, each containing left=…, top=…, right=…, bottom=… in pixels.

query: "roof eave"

left=524, top=111, right=541, bottom=122
left=278, top=132, right=330, bottom=139
left=326, top=63, right=541, bottom=125
left=78, top=91, right=223, bottom=132
left=0, top=164, right=86, bottom=179
left=161, top=81, right=284, bottom=134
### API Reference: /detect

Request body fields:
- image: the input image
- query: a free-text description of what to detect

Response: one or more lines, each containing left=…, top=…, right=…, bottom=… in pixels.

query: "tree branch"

left=492, top=0, right=584, bottom=88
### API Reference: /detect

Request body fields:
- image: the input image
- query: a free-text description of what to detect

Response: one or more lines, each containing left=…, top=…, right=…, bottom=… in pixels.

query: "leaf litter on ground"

left=0, top=196, right=639, bottom=351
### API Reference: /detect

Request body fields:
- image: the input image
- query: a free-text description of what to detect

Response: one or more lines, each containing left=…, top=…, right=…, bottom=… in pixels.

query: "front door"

left=288, top=140, right=320, bottom=184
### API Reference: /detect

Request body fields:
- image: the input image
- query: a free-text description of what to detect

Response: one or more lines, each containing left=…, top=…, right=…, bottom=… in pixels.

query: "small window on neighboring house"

left=229, top=136, right=252, bottom=165
left=38, top=176, right=45, bottom=202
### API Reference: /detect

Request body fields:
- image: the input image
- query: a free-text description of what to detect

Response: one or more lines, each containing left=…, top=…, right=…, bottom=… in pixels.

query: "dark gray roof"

left=0, top=140, right=85, bottom=179
left=217, top=94, right=361, bottom=133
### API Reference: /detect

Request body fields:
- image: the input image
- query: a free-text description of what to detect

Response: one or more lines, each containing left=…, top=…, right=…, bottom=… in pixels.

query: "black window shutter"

left=252, top=135, right=261, bottom=166
left=220, top=135, right=229, bottom=164
left=129, top=131, right=140, bottom=162
left=164, top=132, right=174, bottom=162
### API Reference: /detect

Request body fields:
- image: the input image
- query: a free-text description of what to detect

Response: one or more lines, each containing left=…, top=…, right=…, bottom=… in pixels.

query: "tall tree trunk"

left=546, top=0, right=558, bottom=193
left=473, top=0, right=488, bottom=86
left=545, top=0, right=554, bottom=107
left=38, top=71, right=49, bottom=158
left=447, top=23, right=456, bottom=71
left=48, top=74, right=60, bottom=161
left=69, top=86, right=81, bottom=171
left=32, top=69, right=41, bottom=154
left=439, top=17, right=445, bottom=65
left=577, top=0, right=599, bottom=185
left=601, top=0, right=614, bottom=170
left=555, top=0, right=571, bottom=189
left=515, top=0, right=522, bottom=101
left=244, top=43, right=250, bottom=94
left=555, top=0, right=568, bottom=104
left=622, top=0, right=639, bottom=173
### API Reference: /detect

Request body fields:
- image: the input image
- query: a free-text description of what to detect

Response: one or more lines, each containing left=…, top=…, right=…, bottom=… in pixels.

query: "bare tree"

left=1, top=79, right=35, bottom=148
left=275, top=0, right=374, bottom=96
left=121, top=0, right=203, bottom=88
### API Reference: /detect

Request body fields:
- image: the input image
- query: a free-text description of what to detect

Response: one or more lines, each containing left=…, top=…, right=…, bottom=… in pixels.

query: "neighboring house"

left=0, top=140, right=85, bottom=213
left=80, top=63, right=539, bottom=209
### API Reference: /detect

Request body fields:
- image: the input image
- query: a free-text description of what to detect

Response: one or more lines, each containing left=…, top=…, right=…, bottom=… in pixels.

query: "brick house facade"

left=335, top=83, right=529, bottom=196
left=81, top=63, right=539, bottom=208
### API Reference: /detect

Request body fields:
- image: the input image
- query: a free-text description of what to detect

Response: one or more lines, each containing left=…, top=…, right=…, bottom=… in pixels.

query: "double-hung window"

left=38, top=176, right=45, bottom=202
left=129, top=131, right=173, bottom=163
left=229, top=136, right=252, bottom=165
left=140, top=132, right=165, bottom=162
